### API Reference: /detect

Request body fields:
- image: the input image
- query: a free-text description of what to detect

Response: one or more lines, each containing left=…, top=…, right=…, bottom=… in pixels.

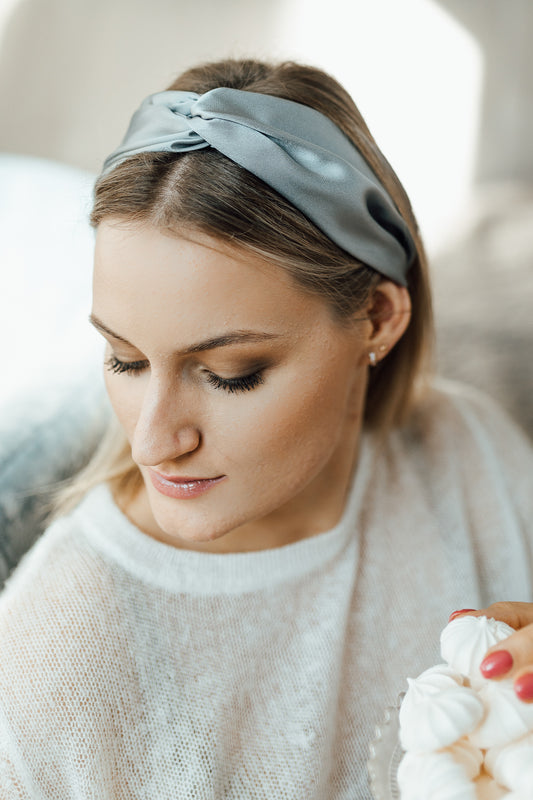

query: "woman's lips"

left=148, top=469, right=227, bottom=499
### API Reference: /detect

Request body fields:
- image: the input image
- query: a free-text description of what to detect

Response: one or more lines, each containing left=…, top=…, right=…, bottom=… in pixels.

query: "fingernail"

left=480, top=649, right=513, bottom=678
left=448, top=608, right=478, bottom=622
left=514, top=672, right=533, bottom=702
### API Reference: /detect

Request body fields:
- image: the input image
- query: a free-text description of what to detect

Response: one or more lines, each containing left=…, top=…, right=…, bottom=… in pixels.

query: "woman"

left=0, top=58, right=532, bottom=799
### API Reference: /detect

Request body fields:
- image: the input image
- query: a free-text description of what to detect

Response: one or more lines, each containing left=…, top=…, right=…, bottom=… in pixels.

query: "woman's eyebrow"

left=88, top=314, right=281, bottom=354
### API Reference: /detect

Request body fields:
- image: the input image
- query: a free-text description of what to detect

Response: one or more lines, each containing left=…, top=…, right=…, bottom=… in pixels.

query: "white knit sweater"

left=0, top=381, right=532, bottom=800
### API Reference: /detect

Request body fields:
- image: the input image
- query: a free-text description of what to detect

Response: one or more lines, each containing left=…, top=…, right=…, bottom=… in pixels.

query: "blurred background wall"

left=0, top=0, right=532, bottom=433
left=0, top=0, right=486, bottom=249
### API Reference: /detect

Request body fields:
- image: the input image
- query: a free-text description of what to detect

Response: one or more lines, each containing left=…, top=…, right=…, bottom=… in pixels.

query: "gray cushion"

left=0, top=376, right=110, bottom=585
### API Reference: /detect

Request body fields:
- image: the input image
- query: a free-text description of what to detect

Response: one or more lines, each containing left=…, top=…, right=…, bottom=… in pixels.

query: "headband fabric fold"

left=102, top=87, right=415, bottom=285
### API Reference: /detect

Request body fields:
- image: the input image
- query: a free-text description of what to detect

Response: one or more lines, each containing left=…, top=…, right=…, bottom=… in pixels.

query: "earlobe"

left=365, top=281, right=412, bottom=363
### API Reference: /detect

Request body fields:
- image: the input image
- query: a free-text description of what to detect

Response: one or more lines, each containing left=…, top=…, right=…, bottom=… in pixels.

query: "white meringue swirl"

left=468, top=681, right=533, bottom=749
left=397, top=750, right=478, bottom=799
left=440, top=616, right=515, bottom=688
left=399, top=681, right=484, bottom=752
left=484, top=731, right=533, bottom=792
left=473, top=773, right=509, bottom=799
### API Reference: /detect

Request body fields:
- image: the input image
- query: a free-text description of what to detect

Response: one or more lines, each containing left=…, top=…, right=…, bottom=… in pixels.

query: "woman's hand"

left=449, top=603, right=533, bottom=703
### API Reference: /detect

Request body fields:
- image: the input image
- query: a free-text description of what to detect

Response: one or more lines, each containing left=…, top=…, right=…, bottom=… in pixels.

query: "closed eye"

left=106, top=355, right=264, bottom=393
left=105, top=356, right=148, bottom=375
left=205, top=370, right=264, bottom=394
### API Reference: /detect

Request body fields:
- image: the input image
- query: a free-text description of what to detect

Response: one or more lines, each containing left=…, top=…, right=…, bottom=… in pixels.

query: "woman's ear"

left=363, top=280, right=411, bottom=364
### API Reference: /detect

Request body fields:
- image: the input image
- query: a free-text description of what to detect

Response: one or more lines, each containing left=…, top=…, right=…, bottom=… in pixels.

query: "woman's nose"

left=131, top=376, right=201, bottom=467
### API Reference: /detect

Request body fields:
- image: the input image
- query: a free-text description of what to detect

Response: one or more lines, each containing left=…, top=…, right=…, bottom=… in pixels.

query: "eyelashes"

left=205, top=371, right=264, bottom=394
left=106, top=356, right=147, bottom=375
left=105, top=356, right=264, bottom=394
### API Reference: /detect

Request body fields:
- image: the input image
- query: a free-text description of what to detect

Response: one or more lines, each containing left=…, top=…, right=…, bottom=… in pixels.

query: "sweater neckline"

left=77, top=433, right=373, bottom=595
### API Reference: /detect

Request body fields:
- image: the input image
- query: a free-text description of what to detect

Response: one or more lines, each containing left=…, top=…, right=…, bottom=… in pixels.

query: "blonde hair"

left=54, top=58, right=434, bottom=517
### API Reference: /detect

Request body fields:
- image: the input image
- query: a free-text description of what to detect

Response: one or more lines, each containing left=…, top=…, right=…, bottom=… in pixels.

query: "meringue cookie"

left=484, top=732, right=533, bottom=792
left=440, top=616, right=515, bottom=688
left=473, top=774, right=509, bottom=799
left=468, top=681, right=533, bottom=749
left=400, top=681, right=484, bottom=752
left=398, top=739, right=483, bottom=789
left=414, top=663, right=466, bottom=690
left=446, top=738, right=484, bottom=779
left=398, top=751, right=477, bottom=800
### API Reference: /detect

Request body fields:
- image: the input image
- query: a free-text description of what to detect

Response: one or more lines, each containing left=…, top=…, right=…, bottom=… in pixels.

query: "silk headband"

left=102, top=87, right=416, bottom=285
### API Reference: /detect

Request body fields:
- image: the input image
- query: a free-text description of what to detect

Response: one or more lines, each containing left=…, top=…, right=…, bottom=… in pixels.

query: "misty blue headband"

left=102, top=87, right=416, bottom=285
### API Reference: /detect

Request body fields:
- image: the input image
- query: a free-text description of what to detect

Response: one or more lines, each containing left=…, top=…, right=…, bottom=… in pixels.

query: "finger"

left=448, top=602, right=533, bottom=629
left=513, top=669, right=533, bottom=703
left=448, top=608, right=480, bottom=622
left=479, top=622, right=533, bottom=682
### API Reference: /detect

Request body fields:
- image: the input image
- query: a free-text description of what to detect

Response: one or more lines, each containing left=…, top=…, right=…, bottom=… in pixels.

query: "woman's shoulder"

left=404, top=377, right=532, bottom=451
left=393, top=378, right=533, bottom=504
left=0, top=485, right=136, bottom=786
left=0, top=483, right=127, bottom=694
left=1, top=484, right=111, bottom=594
left=0, top=485, right=116, bottom=659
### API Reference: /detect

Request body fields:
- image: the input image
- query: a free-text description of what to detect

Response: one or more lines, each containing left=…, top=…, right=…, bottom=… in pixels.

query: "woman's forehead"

left=92, top=220, right=338, bottom=346
left=94, top=219, right=285, bottom=283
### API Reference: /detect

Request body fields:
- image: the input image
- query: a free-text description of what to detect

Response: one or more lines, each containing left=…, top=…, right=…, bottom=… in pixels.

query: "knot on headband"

left=102, top=87, right=416, bottom=285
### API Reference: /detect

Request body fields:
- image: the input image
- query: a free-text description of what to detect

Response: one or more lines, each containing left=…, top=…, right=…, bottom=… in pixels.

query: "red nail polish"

left=514, top=672, right=533, bottom=702
left=448, top=608, right=477, bottom=622
left=480, top=650, right=513, bottom=678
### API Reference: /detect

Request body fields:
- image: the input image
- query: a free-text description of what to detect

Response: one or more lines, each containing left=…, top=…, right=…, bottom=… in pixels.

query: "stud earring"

left=368, top=351, right=377, bottom=367
left=379, top=344, right=388, bottom=353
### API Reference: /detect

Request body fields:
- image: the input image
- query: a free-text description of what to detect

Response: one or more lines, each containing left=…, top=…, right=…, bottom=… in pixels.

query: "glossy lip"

left=148, top=468, right=227, bottom=499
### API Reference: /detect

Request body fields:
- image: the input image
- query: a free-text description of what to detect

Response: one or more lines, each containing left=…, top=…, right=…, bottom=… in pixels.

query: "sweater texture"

left=0, top=381, right=532, bottom=799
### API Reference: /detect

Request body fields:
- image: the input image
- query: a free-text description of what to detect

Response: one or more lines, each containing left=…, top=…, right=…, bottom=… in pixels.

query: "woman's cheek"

left=104, top=372, right=144, bottom=440
left=236, top=372, right=344, bottom=463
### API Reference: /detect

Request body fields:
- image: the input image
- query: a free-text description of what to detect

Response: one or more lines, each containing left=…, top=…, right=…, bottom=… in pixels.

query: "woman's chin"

left=133, top=488, right=237, bottom=549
